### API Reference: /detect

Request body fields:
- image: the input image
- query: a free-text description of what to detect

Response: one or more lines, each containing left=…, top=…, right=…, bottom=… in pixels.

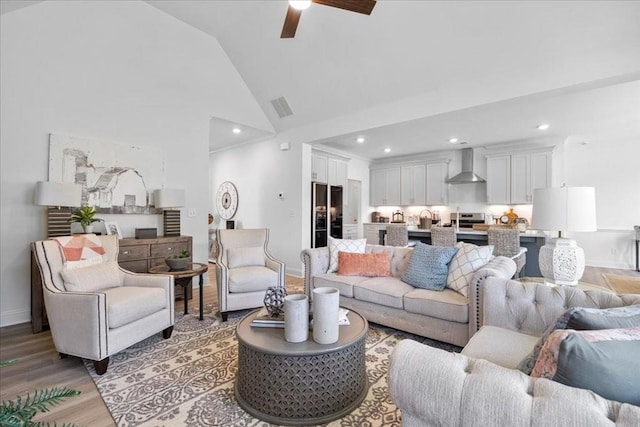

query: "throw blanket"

left=52, top=234, right=106, bottom=267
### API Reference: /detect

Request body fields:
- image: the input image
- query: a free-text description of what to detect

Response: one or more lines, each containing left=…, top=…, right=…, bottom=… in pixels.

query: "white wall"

left=209, top=138, right=304, bottom=276
left=563, top=135, right=640, bottom=268
left=0, top=1, right=271, bottom=326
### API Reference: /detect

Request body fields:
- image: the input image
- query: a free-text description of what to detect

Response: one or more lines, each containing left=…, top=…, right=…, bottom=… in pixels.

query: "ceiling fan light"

left=289, top=0, right=312, bottom=10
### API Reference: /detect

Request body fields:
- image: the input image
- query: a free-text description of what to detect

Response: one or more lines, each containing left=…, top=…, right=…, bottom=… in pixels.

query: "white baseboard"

left=0, top=308, right=30, bottom=328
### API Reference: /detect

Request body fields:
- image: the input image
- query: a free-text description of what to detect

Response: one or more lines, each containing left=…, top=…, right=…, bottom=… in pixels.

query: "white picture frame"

left=105, top=222, right=123, bottom=239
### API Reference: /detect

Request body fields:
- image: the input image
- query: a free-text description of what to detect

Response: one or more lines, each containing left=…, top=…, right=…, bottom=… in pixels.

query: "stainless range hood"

left=447, top=148, right=486, bottom=184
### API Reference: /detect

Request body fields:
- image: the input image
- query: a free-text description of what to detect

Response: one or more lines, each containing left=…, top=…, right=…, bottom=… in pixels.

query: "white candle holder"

left=312, top=287, right=340, bottom=344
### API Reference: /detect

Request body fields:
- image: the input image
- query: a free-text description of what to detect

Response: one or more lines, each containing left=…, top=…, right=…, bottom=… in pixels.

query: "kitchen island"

left=379, top=228, right=546, bottom=277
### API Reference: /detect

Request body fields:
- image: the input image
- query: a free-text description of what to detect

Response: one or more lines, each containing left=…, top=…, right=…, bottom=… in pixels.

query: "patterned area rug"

left=84, top=302, right=460, bottom=426
left=602, top=274, right=640, bottom=295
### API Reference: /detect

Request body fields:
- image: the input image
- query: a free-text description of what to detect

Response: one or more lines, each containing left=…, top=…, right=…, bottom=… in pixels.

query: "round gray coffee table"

left=235, top=308, right=369, bottom=425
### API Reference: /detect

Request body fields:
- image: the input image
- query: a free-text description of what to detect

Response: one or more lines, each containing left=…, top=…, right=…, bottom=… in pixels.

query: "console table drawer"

left=151, top=242, right=189, bottom=258
left=118, top=245, right=149, bottom=261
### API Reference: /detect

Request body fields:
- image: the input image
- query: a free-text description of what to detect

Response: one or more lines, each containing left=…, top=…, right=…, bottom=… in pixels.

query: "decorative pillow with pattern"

left=401, top=242, right=458, bottom=291
left=446, top=242, right=494, bottom=297
left=517, top=304, right=640, bottom=374
left=530, top=326, right=640, bottom=405
left=328, top=237, right=366, bottom=273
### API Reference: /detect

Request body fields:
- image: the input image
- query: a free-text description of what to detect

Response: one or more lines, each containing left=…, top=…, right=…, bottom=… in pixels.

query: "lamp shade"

left=531, top=187, right=597, bottom=233
left=34, top=181, right=82, bottom=207
left=154, top=189, right=185, bottom=208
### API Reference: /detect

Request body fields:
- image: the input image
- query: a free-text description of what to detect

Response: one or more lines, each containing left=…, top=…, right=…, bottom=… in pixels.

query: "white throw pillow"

left=227, top=246, right=266, bottom=268
left=60, top=261, right=124, bottom=292
left=328, top=237, right=366, bottom=273
left=446, top=242, right=494, bottom=297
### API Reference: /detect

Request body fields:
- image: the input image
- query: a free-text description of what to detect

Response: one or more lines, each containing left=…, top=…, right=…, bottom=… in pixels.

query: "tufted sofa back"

left=480, top=277, right=640, bottom=336
left=364, top=244, right=413, bottom=277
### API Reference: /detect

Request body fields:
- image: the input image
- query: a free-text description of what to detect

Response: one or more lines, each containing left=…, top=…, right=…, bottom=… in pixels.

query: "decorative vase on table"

left=83, top=225, right=94, bottom=233
left=312, top=287, right=340, bottom=344
left=284, top=294, right=309, bottom=343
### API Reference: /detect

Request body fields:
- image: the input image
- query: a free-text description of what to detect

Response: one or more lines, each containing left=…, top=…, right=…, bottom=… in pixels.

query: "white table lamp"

left=34, top=181, right=83, bottom=237
left=531, top=187, right=597, bottom=286
left=154, top=188, right=185, bottom=237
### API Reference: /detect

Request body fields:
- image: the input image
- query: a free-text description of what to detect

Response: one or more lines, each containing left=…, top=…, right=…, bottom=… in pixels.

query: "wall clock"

left=216, top=181, right=238, bottom=220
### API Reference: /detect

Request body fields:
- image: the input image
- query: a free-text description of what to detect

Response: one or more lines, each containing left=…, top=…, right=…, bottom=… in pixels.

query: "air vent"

left=270, top=96, right=294, bottom=118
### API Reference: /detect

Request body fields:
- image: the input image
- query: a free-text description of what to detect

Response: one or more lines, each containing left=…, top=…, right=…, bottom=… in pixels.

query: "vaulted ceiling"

left=4, top=1, right=639, bottom=159
left=146, top=1, right=640, bottom=159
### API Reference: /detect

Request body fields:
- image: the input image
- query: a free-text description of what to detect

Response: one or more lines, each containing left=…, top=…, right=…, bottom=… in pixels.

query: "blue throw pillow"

left=401, top=242, right=458, bottom=290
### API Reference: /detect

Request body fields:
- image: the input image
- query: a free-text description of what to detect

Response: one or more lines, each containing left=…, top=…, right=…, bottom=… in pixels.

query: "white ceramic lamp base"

left=538, top=237, right=586, bottom=286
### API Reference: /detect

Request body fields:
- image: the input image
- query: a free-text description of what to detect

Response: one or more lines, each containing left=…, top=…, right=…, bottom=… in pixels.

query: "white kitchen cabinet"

left=363, top=223, right=387, bottom=245
left=370, top=167, right=401, bottom=206
left=486, top=155, right=511, bottom=204
left=486, top=151, right=551, bottom=204
left=510, top=152, right=551, bottom=203
left=425, top=162, right=449, bottom=205
left=311, top=153, right=328, bottom=183
left=342, top=224, right=359, bottom=240
left=401, top=164, right=426, bottom=206
left=328, top=157, right=347, bottom=187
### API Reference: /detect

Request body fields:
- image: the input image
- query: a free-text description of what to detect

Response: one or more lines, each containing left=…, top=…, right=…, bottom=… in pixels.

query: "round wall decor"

left=216, top=181, right=238, bottom=220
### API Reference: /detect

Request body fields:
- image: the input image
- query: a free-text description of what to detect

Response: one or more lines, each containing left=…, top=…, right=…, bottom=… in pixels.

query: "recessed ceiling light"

left=232, top=127, right=241, bottom=134
left=449, top=138, right=458, bottom=144
left=356, top=136, right=365, bottom=143
left=537, top=123, right=550, bottom=130
left=384, top=148, right=391, bottom=153
left=289, top=0, right=311, bottom=10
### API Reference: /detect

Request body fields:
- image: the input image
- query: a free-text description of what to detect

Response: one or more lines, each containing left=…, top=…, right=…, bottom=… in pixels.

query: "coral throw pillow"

left=338, top=252, right=391, bottom=277
left=328, top=237, right=367, bottom=273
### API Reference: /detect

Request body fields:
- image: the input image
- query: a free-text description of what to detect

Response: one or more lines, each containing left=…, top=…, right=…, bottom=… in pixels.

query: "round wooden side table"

left=149, top=262, right=208, bottom=320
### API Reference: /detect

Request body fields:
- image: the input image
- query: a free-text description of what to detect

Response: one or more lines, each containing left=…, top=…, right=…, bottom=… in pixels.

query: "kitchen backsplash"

left=370, top=204, right=534, bottom=227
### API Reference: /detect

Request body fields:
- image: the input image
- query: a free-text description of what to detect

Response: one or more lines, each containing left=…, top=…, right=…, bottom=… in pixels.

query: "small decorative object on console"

left=263, top=286, right=287, bottom=316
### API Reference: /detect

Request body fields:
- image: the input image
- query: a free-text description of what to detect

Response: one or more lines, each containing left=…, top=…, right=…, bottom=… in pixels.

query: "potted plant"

left=165, top=249, right=191, bottom=271
left=69, top=205, right=103, bottom=233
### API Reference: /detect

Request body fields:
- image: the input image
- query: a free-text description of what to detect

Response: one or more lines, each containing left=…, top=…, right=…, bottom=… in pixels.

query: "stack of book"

left=250, top=307, right=351, bottom=328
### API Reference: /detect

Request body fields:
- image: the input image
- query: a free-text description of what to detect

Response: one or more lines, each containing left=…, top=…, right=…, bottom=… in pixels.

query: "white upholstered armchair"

left=216, top=228, right=285, bottom=321
left=32, top=235, right=175, bottom=375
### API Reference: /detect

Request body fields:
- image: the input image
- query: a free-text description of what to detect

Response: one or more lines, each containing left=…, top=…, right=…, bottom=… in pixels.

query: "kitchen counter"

left=378, top=228, right=546, bottom=277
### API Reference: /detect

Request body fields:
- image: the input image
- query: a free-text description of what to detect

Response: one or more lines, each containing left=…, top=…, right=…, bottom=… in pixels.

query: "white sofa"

left=301, top=244, right=516, bottom=347
left=389, top=278, right=640, bottom=426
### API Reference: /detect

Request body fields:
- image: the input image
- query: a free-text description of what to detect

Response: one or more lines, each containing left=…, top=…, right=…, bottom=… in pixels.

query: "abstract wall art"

left=48, top=134, right=164, bottom=214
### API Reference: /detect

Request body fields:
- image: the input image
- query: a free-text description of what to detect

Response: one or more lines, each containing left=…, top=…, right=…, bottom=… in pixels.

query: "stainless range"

left=450, top=212, right=485, bottom=229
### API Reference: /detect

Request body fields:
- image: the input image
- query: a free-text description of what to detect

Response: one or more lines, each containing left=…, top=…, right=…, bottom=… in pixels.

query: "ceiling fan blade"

left=281, top=6, right=302, bottom=38
left=313, top=0, right=376, bottom=15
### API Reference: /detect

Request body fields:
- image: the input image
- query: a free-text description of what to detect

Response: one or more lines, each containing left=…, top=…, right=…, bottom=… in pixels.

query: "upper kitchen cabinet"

left=401, top=164, right=426, bottom=205
left=370, top=166, right=401, bottom=206
left=486, top=149, right=552, bottom=204
left=328, top=157, right=348, bottom=187
left=425, top=162, right=449, bottom=205
left=311, top=153, right=328, bottom=183
left=312, top=151, right=348, bottom=186
left=510, top=152, right=551, bottom=204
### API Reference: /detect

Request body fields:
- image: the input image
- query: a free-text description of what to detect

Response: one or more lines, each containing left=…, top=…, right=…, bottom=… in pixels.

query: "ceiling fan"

left=281, top=0, right=377, bottom=38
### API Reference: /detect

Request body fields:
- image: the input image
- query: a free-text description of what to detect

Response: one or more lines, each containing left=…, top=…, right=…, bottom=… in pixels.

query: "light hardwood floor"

left=0, top=266, right=637, bottom=425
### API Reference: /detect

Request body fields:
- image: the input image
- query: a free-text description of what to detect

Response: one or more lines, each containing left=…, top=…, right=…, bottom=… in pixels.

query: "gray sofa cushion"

left=353, top=277, right=414, bottom=309
left=462, top=325, right=540, bottom=369
left=404, top=288, right=469, bottom=323
left=313, top=273, right=369, bottom=298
